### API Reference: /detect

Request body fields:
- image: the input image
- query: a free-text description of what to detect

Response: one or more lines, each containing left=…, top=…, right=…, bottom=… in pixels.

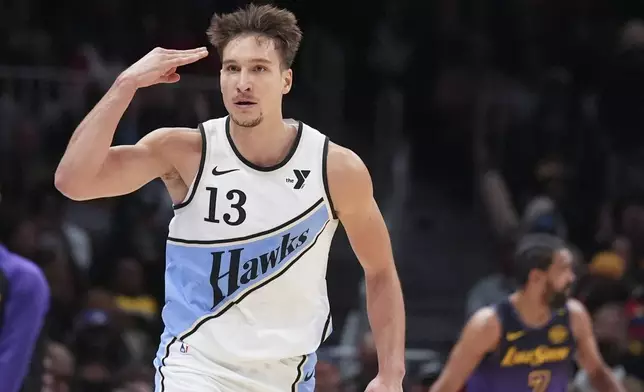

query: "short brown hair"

left=206, top=4, right=303, bottom=68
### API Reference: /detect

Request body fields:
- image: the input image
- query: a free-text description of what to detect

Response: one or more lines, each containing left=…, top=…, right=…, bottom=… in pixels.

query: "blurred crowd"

left=2, top=0, right=644, bottom=391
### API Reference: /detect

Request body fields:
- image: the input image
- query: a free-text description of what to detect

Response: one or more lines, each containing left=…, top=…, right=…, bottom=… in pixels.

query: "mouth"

left=233, top=100, right=257, bottom=108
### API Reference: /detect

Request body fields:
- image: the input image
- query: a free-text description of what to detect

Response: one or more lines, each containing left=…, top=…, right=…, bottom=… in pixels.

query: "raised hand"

left=119, top=47, right=209, bottom=88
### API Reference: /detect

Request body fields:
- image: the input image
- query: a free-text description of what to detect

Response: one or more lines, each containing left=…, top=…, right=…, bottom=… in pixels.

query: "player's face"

left=220, top=35, right=293, bottom=128
left=543, top=248, right=576, bottom=308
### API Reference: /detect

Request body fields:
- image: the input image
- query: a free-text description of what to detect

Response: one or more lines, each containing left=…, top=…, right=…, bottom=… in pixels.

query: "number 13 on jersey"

left=204, top=187, right=247, bottom=226
left=528, top=370, right=551, bottom=392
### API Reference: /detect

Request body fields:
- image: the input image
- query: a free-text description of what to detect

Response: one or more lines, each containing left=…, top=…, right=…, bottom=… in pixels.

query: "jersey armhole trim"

left=319, top=311, right=332, bottom=345
left=322, top=137, right=338, bottom=220
left=173, top=123, right=207, bottom=210
left=488, top=306, right=503, bottom=355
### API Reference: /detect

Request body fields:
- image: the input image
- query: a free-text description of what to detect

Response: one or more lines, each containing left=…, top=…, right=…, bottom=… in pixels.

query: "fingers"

left=161, top=47, right=208, bottom=55
left=163, top=67, right=177, bottom=77
left=160, top=73, right=181, bottom=84
left=166, top=49, right=209, bottom=67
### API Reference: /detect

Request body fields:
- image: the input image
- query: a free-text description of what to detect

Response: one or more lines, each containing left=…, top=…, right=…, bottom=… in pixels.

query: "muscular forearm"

left=365, top=268, right=406, bottom=381
left=589, top=368, right=626, bottom=392
left=55, top=76, right=137, bottom=187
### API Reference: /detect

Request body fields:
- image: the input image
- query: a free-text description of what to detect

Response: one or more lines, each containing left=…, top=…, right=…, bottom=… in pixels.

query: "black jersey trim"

left=178, top=219, right=330, bottom=341
left=158, top=336, right=177, bottom=392
left=225, top=116, right=303, bottom=172
left=167, top=198, right=324, bottom=245
left=319, top=311, right=332, bottom=346
left=290, top=355, right=307, bottom=392
left=173, top=124, right=207, bottom=210
left=322, top=137, right=338, bottom=219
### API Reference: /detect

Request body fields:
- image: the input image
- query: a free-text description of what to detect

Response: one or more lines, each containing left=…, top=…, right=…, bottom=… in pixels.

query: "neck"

left=229, top=115, right=298, bottom=168
left=510, top=290, right=552, bottom=327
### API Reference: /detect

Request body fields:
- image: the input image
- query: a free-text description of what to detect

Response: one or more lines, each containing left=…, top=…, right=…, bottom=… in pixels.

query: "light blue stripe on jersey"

left=296, top=353, right=317, bottom=392
left=161, top=203, right=330, bottom=338
left=153, top=330, right=176, bottom=391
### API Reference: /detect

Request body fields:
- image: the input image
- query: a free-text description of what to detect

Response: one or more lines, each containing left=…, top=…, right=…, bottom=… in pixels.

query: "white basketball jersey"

left=158, top=116, right=339, bottom=363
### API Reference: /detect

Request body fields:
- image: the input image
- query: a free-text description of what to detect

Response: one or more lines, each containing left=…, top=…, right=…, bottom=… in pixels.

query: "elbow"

left=54, top=168, right=89, bottom=201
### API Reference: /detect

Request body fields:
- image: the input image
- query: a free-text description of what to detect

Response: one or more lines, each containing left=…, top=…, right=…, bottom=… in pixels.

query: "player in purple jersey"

left=429, top=234, right=626, bottom=392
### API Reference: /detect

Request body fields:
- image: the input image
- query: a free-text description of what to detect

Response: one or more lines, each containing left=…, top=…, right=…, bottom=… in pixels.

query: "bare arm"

left=56, top=127, right=185, bottom=200
left=55, top=47, right=208, bottom=200
left=569, top=299, right=626, bottom=392
left=429, top=307, right=500, bottom=392
left=327, top=143, right=406, bottom=386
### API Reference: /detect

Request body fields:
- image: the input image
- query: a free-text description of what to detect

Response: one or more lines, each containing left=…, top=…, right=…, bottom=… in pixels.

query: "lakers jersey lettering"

left=501, top=345, right=571, bottom=367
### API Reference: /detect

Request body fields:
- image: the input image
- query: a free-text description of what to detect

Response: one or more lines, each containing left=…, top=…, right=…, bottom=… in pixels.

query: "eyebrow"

left=222, top=58, right=273, bottom=66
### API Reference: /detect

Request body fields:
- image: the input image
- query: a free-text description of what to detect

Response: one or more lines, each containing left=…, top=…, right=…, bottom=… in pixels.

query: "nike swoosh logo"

left=506, top=331, right=526, bottom=341
left=304, top=372, right=314, bottom=382
left=212, top=166, right=240, bottom=176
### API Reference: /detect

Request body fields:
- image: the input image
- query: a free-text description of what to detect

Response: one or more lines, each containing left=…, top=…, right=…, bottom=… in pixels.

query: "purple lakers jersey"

left=467, top=299, right=575, bottom=392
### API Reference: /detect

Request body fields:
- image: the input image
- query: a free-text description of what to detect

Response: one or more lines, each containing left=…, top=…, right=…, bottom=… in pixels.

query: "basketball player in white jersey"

left=55, top=4, right=405, bottom=392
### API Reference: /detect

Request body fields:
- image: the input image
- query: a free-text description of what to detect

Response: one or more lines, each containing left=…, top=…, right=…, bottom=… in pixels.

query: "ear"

left=528, top=269, right=545, bottom=285
left=282, top=69, right=293, bottom=94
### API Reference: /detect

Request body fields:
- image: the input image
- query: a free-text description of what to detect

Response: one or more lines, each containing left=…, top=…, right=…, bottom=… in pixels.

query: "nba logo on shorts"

left=180, top=342, right=189, bottom=354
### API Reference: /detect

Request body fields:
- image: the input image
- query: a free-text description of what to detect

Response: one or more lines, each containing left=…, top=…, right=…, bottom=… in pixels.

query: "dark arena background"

left=2, top=0, right=644, bottom=391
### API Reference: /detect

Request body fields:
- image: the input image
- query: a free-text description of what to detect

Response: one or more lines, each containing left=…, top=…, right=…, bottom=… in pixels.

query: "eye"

left=253, top=65, right=267, bottom=72
left=225, top=65, right=240, bottom=72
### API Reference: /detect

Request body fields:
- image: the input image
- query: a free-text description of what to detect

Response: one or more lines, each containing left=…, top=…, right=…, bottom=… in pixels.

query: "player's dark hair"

left=206, top=4, right=303, bottom=69
left=514, top=233, right=565, bottom=285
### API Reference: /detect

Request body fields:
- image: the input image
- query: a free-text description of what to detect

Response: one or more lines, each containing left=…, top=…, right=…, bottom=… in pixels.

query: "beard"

left=545, top=283, right=571, bottom=309
left=231, top=113, right=263, bottom=128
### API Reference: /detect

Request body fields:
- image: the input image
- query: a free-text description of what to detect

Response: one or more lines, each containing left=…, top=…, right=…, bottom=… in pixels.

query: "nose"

left=236, top=69, right=252, bottom=93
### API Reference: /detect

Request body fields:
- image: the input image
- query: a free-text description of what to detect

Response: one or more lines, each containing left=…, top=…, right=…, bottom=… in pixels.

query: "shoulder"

left=566, top=298, right=590, bottom=319
left=325, top=142, right=372, bottom=215
left=326, top=142, right=370, bottom=183
left=566, top=298, right=587, bottom=313
left=468, top=306, right=502, bottom=331
left=566, top=298, right=593, bottom=337
left=461, top=306, right=502, bottom=350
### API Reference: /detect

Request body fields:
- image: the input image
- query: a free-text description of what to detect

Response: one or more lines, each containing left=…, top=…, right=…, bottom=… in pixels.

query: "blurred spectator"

left=625, top=288, right=644, bottom=381
left=111, top=257, right=158, bottom=364
left=74, top=361, right=113, bottom=392
left=41, top=249, right=82, bottom=343
left=35, top=190, right=93, bottom=274
left=410, top=354, right=443, bottom=392
left=465, top=235, right=517, bottom=317
left=112, top=257, right=158, bottom=322
left=352, top=332, right=379, bottom=392
left=42, top=341, right=75, bottom=392
left=571, top=302, right=644, bottom=392
left=69, top=291, right=131, bottom=377
left=315, top=360, right=343, bottom=392
left=588, top=251, right=627, bottom=281
left=522, top=157, right=572, bottom=239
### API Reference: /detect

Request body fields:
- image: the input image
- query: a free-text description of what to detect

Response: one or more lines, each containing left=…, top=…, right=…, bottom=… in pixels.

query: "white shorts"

left=154, top=340, right=317, bottom=392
